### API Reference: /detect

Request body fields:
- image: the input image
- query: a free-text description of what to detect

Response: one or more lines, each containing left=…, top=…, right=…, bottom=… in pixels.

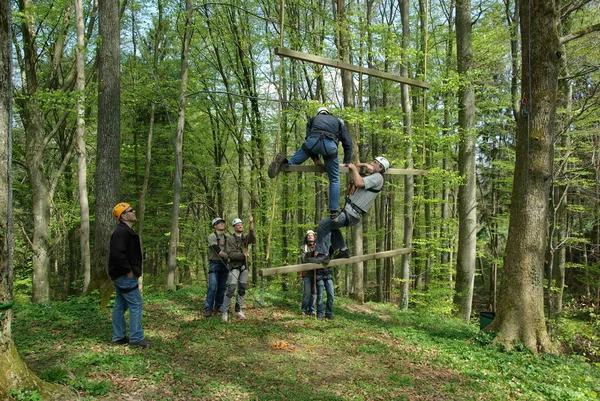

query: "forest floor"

left=11, top=284, right=600, bottom=401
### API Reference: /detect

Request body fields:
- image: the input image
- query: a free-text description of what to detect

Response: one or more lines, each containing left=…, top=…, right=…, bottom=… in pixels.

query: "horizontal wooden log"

left=259, top=248, right=412, bottom=277
left=283, top=165, right=428, bottom=176
left=275, top=47, right=430, bottom=90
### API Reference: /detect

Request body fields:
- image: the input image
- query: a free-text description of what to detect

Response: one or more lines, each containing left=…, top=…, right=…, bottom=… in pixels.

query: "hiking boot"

left=129, top=339, right=150, bottom=348
left=268, top=153, right=287, bottom=178
left=308, top=253, right=330, bottom=265
left=112, top=336, right=129, bottom=345
left=203, top=309, right=212, bottom=318
left=333, top=248, right=351, bottom=259
left=235, top=311, right=247, bottom=320
left=221, top=312, right=229, bottom=323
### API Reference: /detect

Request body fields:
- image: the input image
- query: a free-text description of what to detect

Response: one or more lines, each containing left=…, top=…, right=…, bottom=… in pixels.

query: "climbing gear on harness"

left=330, top=210, right=339, bottom=220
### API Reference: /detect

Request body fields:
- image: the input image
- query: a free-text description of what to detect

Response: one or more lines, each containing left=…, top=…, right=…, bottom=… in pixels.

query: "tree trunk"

left=398, top=0, right=413, bottom=311
left=166, top=0, right=192, bottom=291
left=453, top=0, right=477, bottom=322
left=0, top=4, right=72, bottom=397
left=75, top=0, right=92, bottom=294
left=491, top=0, right=559, bottom=354
left=90, top=0, right=122, bottom=306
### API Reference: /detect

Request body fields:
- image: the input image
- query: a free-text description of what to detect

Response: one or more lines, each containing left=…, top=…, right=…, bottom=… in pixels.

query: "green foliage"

left=9, top=389, right=42, bottom=401
left=12, top=288, right=599, bottom=400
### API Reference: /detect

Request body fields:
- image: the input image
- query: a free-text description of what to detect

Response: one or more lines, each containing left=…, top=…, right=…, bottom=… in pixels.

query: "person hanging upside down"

left=308, top=156, right=390, bottom=265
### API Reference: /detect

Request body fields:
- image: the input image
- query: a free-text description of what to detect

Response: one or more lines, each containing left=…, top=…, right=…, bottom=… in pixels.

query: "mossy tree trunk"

left=0, top=3, right=73, bottom=397
left=490, top=0, right=559, bottom=353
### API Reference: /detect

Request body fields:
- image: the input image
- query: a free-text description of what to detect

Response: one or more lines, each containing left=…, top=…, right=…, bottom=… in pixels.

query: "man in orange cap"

left=108, top=202, right=149, bottom=348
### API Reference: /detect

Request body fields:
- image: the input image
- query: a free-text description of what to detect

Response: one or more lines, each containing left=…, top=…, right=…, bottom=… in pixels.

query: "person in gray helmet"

left=204, top=217, right=229, bottom=317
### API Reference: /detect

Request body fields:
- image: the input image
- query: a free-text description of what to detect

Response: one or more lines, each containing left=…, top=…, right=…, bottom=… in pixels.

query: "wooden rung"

left=259, top=248, right=412, bottom=277
left=275, top=47, right=430, bottom=89
left=283, top=165, right=428, bottom=176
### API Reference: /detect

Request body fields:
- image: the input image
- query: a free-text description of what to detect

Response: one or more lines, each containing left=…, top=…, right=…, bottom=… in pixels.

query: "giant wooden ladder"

left=263, top=43, right=430, bottom=277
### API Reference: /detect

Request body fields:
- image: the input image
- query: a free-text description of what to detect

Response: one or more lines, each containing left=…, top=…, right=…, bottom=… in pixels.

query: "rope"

left=0, top=302, right=15, bottom=311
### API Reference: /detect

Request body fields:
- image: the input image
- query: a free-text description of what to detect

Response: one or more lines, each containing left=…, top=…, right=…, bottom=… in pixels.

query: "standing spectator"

left=108, top=202, right=149, bottom=348
left=221, top=216, right=255, bottom=322
left=308, top=157, right=390, bottom=265
left=300, top=230, right=316, bottom=316
left=204, top=217, right=229, bottom=317
left=315, top=265, right=335, bottom=320
left=268, top=107, right=353, bottom=220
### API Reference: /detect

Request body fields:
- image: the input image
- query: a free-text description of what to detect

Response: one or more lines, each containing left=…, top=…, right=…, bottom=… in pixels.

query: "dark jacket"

left=306, top=114, right=353, bottom=164
left=225, top=229, right=256, bottom=269
left=108, top=222, right=143, bottom=280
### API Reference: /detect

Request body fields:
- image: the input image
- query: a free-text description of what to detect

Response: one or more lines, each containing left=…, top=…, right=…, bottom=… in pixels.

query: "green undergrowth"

left=10, top=284, right=600, bottom=400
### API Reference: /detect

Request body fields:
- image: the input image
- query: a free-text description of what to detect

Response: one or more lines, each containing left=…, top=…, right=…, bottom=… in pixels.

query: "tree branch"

left=560, top=23, right=600, bottom=45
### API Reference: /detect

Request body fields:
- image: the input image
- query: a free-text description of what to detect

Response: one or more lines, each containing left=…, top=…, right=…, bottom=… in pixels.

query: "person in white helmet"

left=204, top=217, right=229, bottom=317
left=300, top=230, right=317, bottom=315
left=308, top=156, right=390, bottom=265
left=268, top=107, right=353, bottom=221
left=221, top=215, right=255, bottom=322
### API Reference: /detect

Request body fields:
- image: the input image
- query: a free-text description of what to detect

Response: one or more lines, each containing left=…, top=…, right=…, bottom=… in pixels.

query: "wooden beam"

left=275, top=47, right=430, bottom=90
left=259, top=248, right=412, bottom=277
left=283, top=165, right=428, bottom=176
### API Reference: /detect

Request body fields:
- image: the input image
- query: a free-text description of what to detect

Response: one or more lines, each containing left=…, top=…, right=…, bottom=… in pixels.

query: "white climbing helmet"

left=212, top=217, right=225, bottom=227
left=375, top=156, right=390, bottom=172
left=232, top=218, right=243, bottom=226
left=316, top=107, right=330, bottom=115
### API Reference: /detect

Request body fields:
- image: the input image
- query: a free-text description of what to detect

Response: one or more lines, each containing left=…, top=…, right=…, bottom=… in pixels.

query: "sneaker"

left=308, top=253, right=330, bottom=265
left=221, top=312, right=229, bottom=323
left=333, top=248, right=351, bottom=259
left=268, top=153, right=286, bottom=178
left=129, top=339, right=150, bottom=348
left=203, top=309, right=212, bottom=318
left=112, top=336, right=129, bottom=345
left=326, top=315, right=335, bottom=320
left=235, top=311, right=247, bottom=320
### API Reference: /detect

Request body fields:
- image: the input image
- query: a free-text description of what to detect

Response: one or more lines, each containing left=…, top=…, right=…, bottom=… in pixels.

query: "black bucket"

left=479, top=311, right=496, bottom=330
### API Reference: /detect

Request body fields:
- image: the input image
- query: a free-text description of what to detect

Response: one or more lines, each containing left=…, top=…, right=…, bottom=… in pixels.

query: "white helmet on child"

left=232, top=218, right=243, bottom=226
left=375, top=156, right=390, bottom=172
left=316, top=107, right=330, bottom=115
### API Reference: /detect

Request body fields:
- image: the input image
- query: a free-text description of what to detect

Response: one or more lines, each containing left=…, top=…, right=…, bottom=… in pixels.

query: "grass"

left=11, top=283, right=600, bottom=400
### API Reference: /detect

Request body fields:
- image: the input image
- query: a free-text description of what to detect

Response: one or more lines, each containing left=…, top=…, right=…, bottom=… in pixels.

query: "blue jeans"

left=316, top=276, right=335, bottom=318
left=112, top=276, right=144, bottom=343
left=315, top=212, right=361, bottom=255
left=288, top=136, right=340, bottom=212
left=204, top=262, right=228, bottom=311
left=301, top=276, right=316, bottom=314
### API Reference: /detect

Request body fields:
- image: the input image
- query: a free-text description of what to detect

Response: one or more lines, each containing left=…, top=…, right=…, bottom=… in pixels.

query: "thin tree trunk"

left=398, top=0, right=413, bottom=311
left=166, top=0, right=193, bottom=290
left=75, top=0, right=91, bottom=293
left=453, top=0, right=477, bottom=322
